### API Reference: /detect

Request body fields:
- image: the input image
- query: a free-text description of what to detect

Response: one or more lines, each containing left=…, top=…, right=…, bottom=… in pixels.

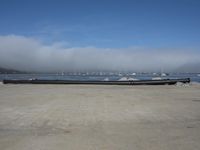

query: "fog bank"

left=0, top=35, right=199, bottom=72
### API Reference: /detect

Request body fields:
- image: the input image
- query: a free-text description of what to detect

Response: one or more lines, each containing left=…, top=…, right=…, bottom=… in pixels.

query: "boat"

left=161, top=73, right=167, bottom=77
left=103, top=77, right=109, bottom=81
left=131, top=73, right=136, bottom=76
left=118, top=77, right=139, bottom=81
left=3, top=78, right=190, bottom=85
left=152, top=77, right=162, bottom=80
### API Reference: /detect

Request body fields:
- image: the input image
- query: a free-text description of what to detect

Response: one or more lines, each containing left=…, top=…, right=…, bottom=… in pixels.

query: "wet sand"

left=0, top=83, right=200, bottom=150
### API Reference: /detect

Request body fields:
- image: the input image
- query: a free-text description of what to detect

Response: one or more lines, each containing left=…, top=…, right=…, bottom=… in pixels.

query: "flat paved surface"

left=0, top=84, right=200, bottom=150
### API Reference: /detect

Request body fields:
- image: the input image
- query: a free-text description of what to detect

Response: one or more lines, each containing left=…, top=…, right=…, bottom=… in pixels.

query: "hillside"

left=0, top=67, right=25, bottom=74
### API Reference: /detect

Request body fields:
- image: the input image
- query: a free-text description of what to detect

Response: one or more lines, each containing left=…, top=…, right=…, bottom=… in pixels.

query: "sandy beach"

left=0, top=83, right=200, bottom=150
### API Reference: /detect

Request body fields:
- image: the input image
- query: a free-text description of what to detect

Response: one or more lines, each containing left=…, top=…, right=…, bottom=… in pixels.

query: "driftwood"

left=3, top=78, right=190, bottom=85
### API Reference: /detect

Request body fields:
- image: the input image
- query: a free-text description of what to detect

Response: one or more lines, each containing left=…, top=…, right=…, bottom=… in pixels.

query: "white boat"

left=152, top=77, right=162, bottom=80
left=118, top=77, right=128, bottom=81
left=118, top=77, right=138, bottom=81
left=132, top=73, right=136, bottom=76
left=103, top=77, right=109, bottom=81
left=161, top=73, right=167, bottom=77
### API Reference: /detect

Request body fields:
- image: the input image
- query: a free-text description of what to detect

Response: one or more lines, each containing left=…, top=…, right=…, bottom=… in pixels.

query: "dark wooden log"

left=3, top=78, right=190, bottom=85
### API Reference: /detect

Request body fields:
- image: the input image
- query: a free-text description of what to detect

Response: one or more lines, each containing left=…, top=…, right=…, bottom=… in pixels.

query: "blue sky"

left=0, top=0, right=200, bottom=72
left=0, top=0, right=200, bottom=48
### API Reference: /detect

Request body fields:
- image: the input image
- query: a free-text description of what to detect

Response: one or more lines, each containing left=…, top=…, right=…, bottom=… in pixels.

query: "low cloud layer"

left=0, top=35, right=199, bottom=72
